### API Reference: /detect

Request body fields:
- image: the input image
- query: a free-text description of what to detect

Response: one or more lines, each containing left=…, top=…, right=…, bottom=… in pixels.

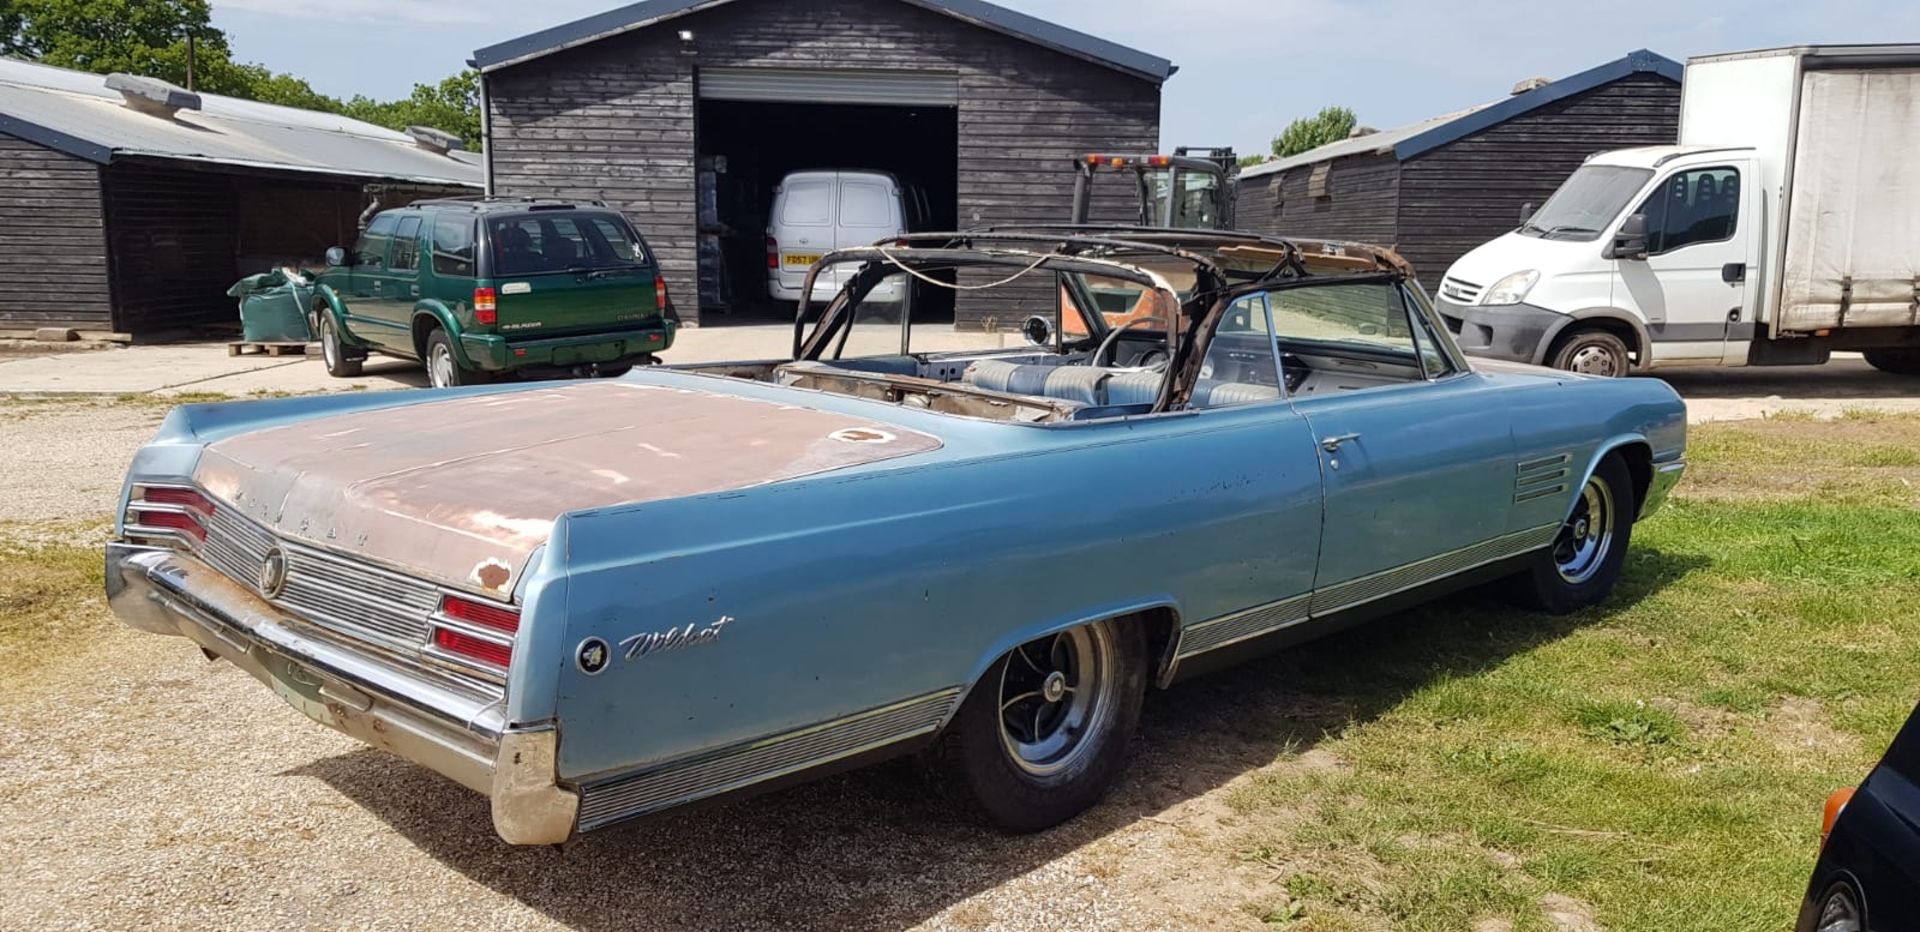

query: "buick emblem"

left=576, top=637, right=611, bottom=675
left=257, top=548, right=288, bottom=599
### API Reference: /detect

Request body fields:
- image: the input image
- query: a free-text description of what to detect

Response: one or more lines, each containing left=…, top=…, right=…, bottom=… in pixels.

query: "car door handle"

left=1722, top=262, right=1746, bottom=284
left=1320, top=433, right=1362, bottom=453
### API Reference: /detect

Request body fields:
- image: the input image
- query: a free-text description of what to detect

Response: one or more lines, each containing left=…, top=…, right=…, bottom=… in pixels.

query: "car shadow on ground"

left=1648, top=359, right=1920, bottom=400
left=292, top=548, right=1708, bottom=931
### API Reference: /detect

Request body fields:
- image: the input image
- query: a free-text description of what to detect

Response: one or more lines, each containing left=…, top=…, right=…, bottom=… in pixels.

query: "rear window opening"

left=489, top=212, right=652, bottom=277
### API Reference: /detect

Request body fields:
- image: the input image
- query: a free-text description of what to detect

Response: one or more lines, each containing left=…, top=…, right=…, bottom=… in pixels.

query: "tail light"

left=427, top=593, right=520, bottom=674
left=1822, top=788, right=1856, bottom=847
left=473, top=287, right=498, bottom=325
left=765, top=236, right=778, bottom=270
left=654, top=273, right=671, bottom=311
left=124, top=484, right=214, bottom=548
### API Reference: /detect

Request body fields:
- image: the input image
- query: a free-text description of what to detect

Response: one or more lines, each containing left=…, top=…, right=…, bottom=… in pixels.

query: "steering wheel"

left=1094, top=318, right=1162, bottom=368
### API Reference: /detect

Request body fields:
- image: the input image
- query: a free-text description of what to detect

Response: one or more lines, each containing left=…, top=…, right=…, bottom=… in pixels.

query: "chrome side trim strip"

left=576, top=687, right=963, bottom=831
left=1175, top=593, right=1311, bottom=660
left=1309, top=524, right=1559, bottom=617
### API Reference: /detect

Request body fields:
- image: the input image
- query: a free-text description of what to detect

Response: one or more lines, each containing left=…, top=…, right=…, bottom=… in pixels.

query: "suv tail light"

left=766, top=236, right=778, bottom=270
left=654, top=274, right=671, bottom=312
left=124, top=484, right=214, bottom=548
left=474, top=287, right=498, bottom=325
left=427, top=593, right=520, bottom=674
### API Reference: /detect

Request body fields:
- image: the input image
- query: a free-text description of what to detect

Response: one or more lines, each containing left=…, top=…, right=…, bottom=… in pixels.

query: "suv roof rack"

left=408, top=195, right=609, bottom=210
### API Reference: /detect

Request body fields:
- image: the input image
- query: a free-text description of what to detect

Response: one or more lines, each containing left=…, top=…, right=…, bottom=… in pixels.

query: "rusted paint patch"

left=471, top=558, right=514, bottom=593
left=829, top=427, right=896, bottom=444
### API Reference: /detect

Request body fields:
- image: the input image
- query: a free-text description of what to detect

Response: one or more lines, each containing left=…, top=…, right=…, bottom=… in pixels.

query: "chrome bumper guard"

left=1640, top=459, right=1686, bottom=519
left=105, top=543, right=579, bottom=845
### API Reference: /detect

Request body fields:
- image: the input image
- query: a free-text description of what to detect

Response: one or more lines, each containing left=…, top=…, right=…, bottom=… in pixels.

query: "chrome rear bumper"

left=105, top=543, right=578, bottom=844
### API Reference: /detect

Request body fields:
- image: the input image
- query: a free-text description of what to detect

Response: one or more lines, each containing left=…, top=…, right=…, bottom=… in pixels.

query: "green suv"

left=314, top=198, right=677, bottom=387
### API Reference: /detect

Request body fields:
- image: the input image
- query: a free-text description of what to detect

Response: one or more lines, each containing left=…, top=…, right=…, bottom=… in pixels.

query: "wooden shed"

left=473, top=0, right=1173, bottom=328
left=1237, top=51, right=1683, bottom=281
left=0, top=60, right=480, bottom=339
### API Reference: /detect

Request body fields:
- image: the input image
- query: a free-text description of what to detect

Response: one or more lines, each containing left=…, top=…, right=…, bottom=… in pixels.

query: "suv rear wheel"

left=317, top=313, right=363, bottom=378
left=425, top=328, right=489, bottom=389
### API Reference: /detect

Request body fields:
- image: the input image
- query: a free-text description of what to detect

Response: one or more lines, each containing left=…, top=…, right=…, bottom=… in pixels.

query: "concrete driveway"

left=3, top=335, right=1916, bottom=423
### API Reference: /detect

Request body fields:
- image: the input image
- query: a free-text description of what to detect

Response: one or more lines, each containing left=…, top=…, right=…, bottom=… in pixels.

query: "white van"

left=767, top=170, right=910, bottom=304
left=1438, top=45, right=1920, bottom=377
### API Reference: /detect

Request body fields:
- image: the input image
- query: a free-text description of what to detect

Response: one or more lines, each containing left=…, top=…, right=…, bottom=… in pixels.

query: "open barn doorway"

left=693, top=94, right=958, bottom=325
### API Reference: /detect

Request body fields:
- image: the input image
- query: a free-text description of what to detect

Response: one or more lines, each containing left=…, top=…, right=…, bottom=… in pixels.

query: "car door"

left=1613, top=162, right=1753, bottom=367
left=835, top=174, right=904, bottom=302
left=771, top=172, right=835, bottom=300
left=365, top=213, right=425, bottom=354
left=1273, top=282, right=1518, bottom=610
left=340, top=213, right=398, bottom=345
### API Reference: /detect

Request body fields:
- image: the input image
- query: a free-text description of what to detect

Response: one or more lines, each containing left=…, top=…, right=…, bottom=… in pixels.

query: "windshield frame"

left=1517, top=164, right=1655, bottom=243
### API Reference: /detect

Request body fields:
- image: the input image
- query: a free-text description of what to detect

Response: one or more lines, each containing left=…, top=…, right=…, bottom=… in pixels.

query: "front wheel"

left=1864, top=348, right=1920, bottom=376
left=941, top=618, right=1146, bottom=832
left=1517, top=453, right=1636, bottom=614
left=1549, top=328, right=1633, bottom=377
left=318, top=313, right=362, bottom=378
left=425, top=328, right=490, bottom=389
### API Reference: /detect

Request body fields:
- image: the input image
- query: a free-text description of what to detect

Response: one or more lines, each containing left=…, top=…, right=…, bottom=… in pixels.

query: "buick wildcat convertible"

left=107, top=228, right=1686, bottom=844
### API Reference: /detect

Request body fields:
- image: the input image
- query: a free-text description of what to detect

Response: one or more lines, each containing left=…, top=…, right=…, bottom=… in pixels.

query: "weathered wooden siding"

left=0, top=134, right=112, bottom=331
left=1244, top=154, right=1403, bottom=250
left=485, top=0, right=1160, bottom=327
left=1395, top=73, right=1680, bottom=279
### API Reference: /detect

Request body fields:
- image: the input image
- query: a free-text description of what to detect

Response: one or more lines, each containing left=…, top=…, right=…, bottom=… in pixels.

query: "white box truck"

left=1436, top=45, right=1920, bottom=376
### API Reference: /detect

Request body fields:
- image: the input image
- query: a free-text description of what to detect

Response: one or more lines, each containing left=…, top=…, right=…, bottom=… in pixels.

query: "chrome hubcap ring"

left=1554, top=473, right=1616, bottom=584
left=1567, top=343, right=1621, bottom=376
left=321, top=320, right=338, bottom=368
left=997, top=625, right=1116, bottom=777
left=429, top=344, right=453, bottom=387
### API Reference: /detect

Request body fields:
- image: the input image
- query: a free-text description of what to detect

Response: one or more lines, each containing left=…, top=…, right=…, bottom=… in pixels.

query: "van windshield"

left=1520, top=165, right=1653, bottom=241
left=489, top=212, right=650, bottom=276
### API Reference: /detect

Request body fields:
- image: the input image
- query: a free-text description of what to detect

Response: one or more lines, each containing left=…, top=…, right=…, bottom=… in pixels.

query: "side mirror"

left=1021, top=314, right=1054, bottom=347
left=324, top=246, right=349, bottom=268
left=1608, top=214, right=1649, bottom=260
left=1518, top=202, right=1536, bottom=226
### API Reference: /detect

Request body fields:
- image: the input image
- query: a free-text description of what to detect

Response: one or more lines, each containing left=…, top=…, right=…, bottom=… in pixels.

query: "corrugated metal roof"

left=0, top=58, right=483, bottom=187
left=1239, top=50, right=1681, bottom=180
left=469, top=0, right=1176, bottom=83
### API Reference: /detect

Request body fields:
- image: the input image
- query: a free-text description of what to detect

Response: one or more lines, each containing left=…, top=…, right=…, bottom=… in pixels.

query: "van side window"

left=780, top=180, right=833, bottom=226
left=389, top=215, right=424, bottom=273
left=353, top=213, right=399, bottom=269
left=431, top=217, right=476, bottom=277
left=1633, top=166, right=1739, bottom=254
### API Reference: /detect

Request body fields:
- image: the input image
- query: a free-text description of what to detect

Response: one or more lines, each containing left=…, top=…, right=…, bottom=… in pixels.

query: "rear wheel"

left=425, top=328, right=489, bottom=388
left=318, top=313, right=362, bottom=378
left=1864, top=348, right=1920, bottom=376
left=1517, top=454, right=1636, bottom=614
left=942, top=618, right=1146, bottom=832
left=1549, top=328, right=1632, bottom=377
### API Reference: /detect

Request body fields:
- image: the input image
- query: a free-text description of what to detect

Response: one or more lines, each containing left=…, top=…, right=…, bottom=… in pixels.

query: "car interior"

left=681, top=248, right=1450, bottom=424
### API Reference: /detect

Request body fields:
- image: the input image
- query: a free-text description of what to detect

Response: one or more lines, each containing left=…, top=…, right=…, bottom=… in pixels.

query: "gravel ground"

left=0, top=396, right=1292, bottom=931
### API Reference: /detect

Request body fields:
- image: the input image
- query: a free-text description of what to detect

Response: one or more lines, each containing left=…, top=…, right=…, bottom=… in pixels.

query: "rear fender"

left=409, top=302, right=473, bottom=367
left=944, top=595, right=1184, bottom=727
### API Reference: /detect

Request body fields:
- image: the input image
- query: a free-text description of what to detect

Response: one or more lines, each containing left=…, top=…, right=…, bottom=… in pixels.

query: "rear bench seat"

left=964, top=360, right=1278, bottom=409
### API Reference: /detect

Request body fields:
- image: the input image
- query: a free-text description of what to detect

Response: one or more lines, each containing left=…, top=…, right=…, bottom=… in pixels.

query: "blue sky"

left=212, top=0, right=1912, bottom=156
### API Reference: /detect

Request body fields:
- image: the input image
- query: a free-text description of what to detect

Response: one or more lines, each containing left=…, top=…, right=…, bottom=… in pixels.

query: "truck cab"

left=1438, top=44, right=1920, bottom=377
left=1438, top=146, right=1760, bottom=374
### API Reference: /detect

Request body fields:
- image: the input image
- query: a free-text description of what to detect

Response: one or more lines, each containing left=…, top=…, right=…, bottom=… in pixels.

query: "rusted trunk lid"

left=193, top=381, right=941, bottom=597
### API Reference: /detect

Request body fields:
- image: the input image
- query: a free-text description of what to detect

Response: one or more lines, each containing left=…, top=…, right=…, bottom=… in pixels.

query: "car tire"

left=1517, top=453, right=1636, bottom=614
left=425, top=328, right=488, bottom=389
left=318, top=313, right=363, bottom=378
left=941, top=618, right=1147, bottom=832
left=597, top=364, right=634, bottom=379
left=1863, top=348, right=1920, bottom=376
left=1549, top=328, right=1633, bottom=377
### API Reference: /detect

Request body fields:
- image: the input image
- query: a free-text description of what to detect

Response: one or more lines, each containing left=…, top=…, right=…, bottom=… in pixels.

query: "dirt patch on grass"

left=0, top=537, right=108, bottom=686
left=1681, top=413, right=1920, bottom=505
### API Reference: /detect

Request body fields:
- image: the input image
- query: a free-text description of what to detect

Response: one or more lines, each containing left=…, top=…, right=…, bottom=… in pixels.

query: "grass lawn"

left=1224, top=413, right=1920, bottom=930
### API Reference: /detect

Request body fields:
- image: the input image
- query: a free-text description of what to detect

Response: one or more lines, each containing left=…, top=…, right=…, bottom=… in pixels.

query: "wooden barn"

left=1237, top=50, right=1683, bottom=281
left=473, top=0, right=1174, bottom=328
left=0, top=59, right=480, bottom=340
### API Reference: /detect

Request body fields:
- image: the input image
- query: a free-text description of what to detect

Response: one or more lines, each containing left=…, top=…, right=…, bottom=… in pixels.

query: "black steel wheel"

left=942, top=618, right=1146, bottom=832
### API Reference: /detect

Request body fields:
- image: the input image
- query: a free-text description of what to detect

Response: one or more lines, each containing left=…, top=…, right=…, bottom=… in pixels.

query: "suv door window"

left=431, top=216, right=476, bottom=277
left=388, top=215, right=424, bottom=273
left=1632, top=166, right=1740, bottom=254
left=353, top=213, right=399, bottom=269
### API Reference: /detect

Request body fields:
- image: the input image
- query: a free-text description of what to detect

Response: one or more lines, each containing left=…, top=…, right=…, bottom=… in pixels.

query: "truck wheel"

left=318, top=314, right=363, bottom=378
left=425, top=328, right=489, bottom=388
left=1864, top=349, right=1920, bottom=376
left=1549, top=328, right=1632, bottom=377
left=1517, top=454, right=1636, bottom=614
left=942, top=618, right=1146, bottom=832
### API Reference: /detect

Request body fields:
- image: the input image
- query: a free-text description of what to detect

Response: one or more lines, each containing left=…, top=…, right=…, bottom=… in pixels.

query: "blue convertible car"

left=107, top=228, right=1686, bottom=844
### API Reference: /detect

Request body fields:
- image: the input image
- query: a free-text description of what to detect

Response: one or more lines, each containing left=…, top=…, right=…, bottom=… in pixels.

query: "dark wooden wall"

left=1395, top=73, right=1680, bottom=279
left=1241, top=153, right=1403, bottom=250
left=484, top=0, right=1160, bottom=328
left=0, top=133, right=112, bottom=332
left=102, top=161, right=240, bottom=334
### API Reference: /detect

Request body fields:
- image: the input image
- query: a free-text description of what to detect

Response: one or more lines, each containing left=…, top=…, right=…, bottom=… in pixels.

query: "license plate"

left=783, top=254, right=821, bottom=267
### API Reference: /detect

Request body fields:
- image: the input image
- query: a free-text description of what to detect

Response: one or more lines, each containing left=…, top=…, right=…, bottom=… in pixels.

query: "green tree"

left=341, top=71, right=481, bottom=149
left=2, top=0, right=225, bottom=86
left=1270, top=106, right=1358, bottom=159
